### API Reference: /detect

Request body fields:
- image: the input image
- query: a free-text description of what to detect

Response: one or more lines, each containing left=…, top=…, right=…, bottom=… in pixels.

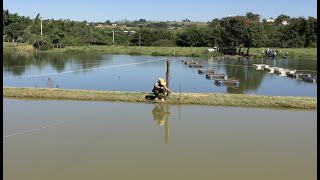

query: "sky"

left=3, top=0, right=317, bottom=22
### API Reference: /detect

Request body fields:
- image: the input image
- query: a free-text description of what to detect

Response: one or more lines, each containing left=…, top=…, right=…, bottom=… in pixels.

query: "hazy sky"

left=3, top=0, right=317, bottom=22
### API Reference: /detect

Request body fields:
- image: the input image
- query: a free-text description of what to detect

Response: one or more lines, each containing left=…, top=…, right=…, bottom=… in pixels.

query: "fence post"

left=166, top=59, right=170, bottom=96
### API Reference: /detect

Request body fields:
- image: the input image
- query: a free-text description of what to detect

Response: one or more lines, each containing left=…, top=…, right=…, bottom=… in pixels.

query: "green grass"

left=248, top=47, right=317, bottom=59
left=44, top=45, right=210, bottom=57
left=3, top=87, right=317, bottom=110
left=3, top=43, right=317, bottom=59
left=3, top=42, right=35, bottom=53
left=44, top=45, right=317, bottom=59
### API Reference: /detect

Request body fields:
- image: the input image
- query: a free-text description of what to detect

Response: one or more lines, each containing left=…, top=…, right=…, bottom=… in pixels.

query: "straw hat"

left=159, top=119, right=165, bottom=126
left=158, top=78, right=166, bottom=86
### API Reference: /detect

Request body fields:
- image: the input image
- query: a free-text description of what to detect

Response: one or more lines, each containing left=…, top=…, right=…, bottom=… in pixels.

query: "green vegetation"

left=44, top=45, right=210, bottom=57
left=3, top=87, right=317, bottom=110
left=242, top=47, right=317, bottom=59
left=3, top=10, right=317, bottom=54
left=42, top=46, right=317, bottom=59
left=3, top=41, right=316, bottom=59
left=3, top=42, right=35, bottom=53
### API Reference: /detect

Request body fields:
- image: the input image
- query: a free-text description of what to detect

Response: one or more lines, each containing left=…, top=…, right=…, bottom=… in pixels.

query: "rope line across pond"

left=3, top=120, right=73, bottom=138
left=3, top=57, right=168, bottom=80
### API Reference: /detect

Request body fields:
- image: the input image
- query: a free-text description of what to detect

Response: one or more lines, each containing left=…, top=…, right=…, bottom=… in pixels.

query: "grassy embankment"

left=46, top=45, right=212, bottom=57
left=46, top=46, right=317, bottom=59
left=4, top=42, right=317, bottom=59
left=248, top=47, right=317, bottom=59
left=3, top=42, right=35, bottom=53
left=3, top=87, right=317, bottom=110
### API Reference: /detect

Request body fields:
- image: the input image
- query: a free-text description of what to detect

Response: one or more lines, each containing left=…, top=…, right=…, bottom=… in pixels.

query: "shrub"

left=33, top=40, right=51, bottom=51
left=129, top=50, right=142, bottom=55
left=151, top=52, right=159, bottom=56
left=151, top=39, right=177, bottom=47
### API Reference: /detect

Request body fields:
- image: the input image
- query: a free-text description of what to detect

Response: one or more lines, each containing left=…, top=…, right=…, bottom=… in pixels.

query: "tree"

left=147, top=22, right=169, bottom=28
left=304, top=17, right=317, bottom=47
left=207, top=18, right=220, bottom=28
left=33, top=35, right=51, bottom=51
left=105, top=20, right=111, bottom=25
left=245, top=12, right=260, bottom=22
left=221, top=16, right=265, bottom=54
left=176, top=26, right=211, bottom=47
left=131, top=28, right=174, bottom=46
left=262, top=21, right=282, bottom=47
left=2, top=11, right=317, bottom=49
left=182, top=18, right=191, bottom=22
left=6, top=22, right=24, bottom=41
left=138, top=19, right=147, bottom=23
left=275, top=14, right=290, bottom=25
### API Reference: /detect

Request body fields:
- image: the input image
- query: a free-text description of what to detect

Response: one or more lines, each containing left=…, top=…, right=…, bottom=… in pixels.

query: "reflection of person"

left=152, top=104, right=170, bottom=127
left=152, top=78, right=171, bottom=101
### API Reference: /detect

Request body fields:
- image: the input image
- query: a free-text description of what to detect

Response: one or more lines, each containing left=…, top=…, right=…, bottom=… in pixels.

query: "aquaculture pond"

left=3, top=99, right=316, bottom=180
left=3, top=52, right=317, bottom=96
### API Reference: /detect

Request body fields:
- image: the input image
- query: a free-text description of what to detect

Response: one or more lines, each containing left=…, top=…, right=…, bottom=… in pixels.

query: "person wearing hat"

left=152, top=78, right=171, bottom=101
left=152, top=103, right=170, bottom=126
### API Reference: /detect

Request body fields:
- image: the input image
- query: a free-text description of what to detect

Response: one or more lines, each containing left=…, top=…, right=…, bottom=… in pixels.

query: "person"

left=152, top=78, right=171, bottom=101
left=152, top=103, right=170, bottom=127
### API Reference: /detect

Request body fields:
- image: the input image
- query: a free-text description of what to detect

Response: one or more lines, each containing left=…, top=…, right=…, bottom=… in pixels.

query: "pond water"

left=4, top=99, right=316, bottom=180
left=3, top=52, right=317, bottom=96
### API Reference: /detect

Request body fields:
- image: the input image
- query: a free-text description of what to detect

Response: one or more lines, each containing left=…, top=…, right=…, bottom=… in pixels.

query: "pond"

left=3, top=99, right=316, bottom=180
left=3, top=52, right=317, bottom=96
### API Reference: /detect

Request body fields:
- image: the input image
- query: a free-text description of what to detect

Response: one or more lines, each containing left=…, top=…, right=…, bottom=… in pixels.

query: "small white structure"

left=268, top=67, right=284, bottom=74
left=281, top=20, right=289, bottom=25
left=208, top=46, right=219, bottom=52
left=267, top=67, right=278, bottom=73
left=278, top=69, right=296, bottom=76
left=266, top=18, right=275, bottom=23
left=208, top=48, right=215, bottom=52
left=253, top=64, right=270, bottom=70
left=123, top=31, right=135, bottom=34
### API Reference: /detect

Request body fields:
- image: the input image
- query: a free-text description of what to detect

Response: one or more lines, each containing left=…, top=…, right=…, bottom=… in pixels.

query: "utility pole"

left=139, top=33, right=141, bottom=46
left=112, top=23, right=117, bottom=46
left=40, top=17, right=43, bottom=39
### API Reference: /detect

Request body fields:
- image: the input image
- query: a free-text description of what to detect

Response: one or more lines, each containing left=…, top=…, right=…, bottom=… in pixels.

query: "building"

left=266, top=18, right=275, bottom=23
left=281, top=20, right=289, bottom=25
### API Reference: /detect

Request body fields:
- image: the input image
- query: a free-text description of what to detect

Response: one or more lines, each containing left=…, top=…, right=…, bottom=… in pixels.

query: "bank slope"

left=3, top=87, right=317, bottom=110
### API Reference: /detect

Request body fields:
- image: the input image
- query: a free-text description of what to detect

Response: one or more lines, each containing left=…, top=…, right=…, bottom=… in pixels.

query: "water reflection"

left=3, top=51, right=317, bottom=96
left=152, top=104, right=170, bottom=144
left=225, top=58, right=266, bottom=94
left=3, top=51, right=106, bottom=76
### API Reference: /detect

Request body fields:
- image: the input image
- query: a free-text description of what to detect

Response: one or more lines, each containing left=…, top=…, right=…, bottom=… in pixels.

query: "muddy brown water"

left=3, top=99, right=316, bottom=180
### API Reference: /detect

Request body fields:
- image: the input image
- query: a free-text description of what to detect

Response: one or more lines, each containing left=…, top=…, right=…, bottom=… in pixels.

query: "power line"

left=3, top=120, right=73, bottom=138
left=4, top=57, right=168, bottom=80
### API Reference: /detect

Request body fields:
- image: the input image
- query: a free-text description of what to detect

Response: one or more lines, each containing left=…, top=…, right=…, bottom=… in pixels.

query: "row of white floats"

left=252, top=64, right=317, bottom=83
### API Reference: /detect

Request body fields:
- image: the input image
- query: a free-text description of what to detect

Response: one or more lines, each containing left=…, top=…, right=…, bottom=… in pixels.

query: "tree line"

left=3, top=10, right=317, bottom=52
